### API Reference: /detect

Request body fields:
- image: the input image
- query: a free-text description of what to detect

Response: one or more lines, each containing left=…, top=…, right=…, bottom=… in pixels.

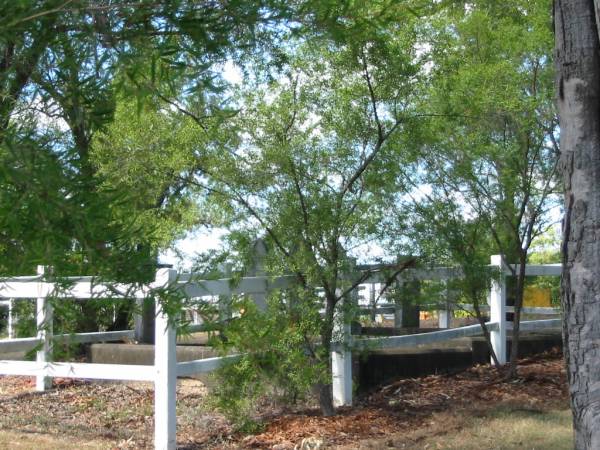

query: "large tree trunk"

left=555, top=1, right=600, bottom=448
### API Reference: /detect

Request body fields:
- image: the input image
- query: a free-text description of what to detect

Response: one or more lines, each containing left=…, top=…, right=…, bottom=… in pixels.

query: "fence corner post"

left=154, top=268, right=177, bottom=450
left=489, top=255, right=507, bottom=365
left=36, top=265, right=53, bottom=391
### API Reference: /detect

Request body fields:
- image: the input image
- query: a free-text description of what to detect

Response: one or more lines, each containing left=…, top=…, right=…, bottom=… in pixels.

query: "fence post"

left=217, top=263, right=233, bottom=322
left=394, top=280, right=403, bottom=328
left=36, top=265, right=52, bottom=391
left=369, top=283, right=377, bottom=322
left=438, top=281, right=453, bottom=329
left=332, top=301, right=352, bottom=408
left=332, top=262, right=355, bottom=407
left=8, top=298, right=14, bottom=339
left=154, top=268, right=177, bottom=450
left=489, top=255, right=507, bottom=365
left=249, top=239, right=268, bottom=311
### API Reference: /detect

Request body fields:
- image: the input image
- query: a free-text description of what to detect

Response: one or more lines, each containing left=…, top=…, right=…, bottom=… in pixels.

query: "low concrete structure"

left=88, top=333, right=221, bottom=385
left=356, top=330, right=562, bottom=390
left=88, top=343, right=219, bottom=366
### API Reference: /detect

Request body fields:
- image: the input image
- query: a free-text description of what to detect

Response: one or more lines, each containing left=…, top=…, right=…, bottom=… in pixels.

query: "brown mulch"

left=0, top=376, right=222, bottom=449
left=0, top=348, right=568, bottom=449
left=240, top=348, right=568, bottom=449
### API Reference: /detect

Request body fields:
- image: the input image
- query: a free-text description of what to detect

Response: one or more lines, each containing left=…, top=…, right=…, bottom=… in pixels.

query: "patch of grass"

left=0, top=430, right=110, bottom=449
left=400, top=407, right=573, bottom=450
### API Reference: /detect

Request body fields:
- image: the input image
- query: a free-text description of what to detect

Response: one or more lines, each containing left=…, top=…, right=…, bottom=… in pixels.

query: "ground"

left=0, top=348, right=571, bottom=449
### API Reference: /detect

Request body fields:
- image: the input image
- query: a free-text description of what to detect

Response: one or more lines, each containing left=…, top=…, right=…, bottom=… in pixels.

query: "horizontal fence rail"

left=510, top=264, right=562, bottom=277
left=349, top=322, right=499, bottom=351
left=509, top=319, right=562, bottom=332
left=0, top=280, right=149, bottom=299
left=0, top=360, right=155, bottom=381
left=176, top=354, right=241, bottom=377
left=0, top=330, right=136, bottom=353
left=506, top=306, right=559, bottom=315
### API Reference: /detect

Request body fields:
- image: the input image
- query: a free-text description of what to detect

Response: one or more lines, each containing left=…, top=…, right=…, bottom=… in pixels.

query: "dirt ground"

left=0, top=348, right=570, bottom=449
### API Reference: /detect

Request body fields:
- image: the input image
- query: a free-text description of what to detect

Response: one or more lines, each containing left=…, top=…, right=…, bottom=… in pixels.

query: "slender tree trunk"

left=507, top=251, right=528, bottom=378
left=472, top=295, right=500, bottom=367
left=555, top=1, right=600, bottom=448
left=318, top=295, right=336, bottom=417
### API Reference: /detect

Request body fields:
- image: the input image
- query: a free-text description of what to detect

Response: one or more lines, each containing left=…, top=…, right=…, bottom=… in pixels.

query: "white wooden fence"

left=0, top=268, right=225, bottom=449
left=0, top=255, right=562, bottom=449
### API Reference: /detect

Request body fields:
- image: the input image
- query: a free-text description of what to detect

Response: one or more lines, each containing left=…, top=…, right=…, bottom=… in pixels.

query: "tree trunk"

left=472, top=293, right=500, bottom=367
left=317, top=382, right=335, bottom=417
left=507, top=251, right=527, bottom=378
left=318, top=294, right=336, bottom=416
left=555, top=1, right=600, bottom=448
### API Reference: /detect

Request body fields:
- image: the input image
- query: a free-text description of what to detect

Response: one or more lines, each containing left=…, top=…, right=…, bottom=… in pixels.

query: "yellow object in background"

left=523, top=286, right=552, bottom=307
left=420, top=311, right=433, bottom=321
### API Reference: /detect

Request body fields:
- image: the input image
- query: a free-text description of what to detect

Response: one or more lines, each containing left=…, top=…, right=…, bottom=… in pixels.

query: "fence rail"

left=176, top=354, right=241, bottom=377
left=510, top=319, right=562, bottom=332
left=0, top=330, right=136, bottom=353
left=0, top=280, right=148, bottom=299
left=349, top=322, right=499, bottom=351
left=0, top=360, right=155, bottom=381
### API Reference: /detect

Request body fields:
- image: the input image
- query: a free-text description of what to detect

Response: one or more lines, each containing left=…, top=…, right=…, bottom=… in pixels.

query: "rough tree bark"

left=555, top=1, right=600, bottom=448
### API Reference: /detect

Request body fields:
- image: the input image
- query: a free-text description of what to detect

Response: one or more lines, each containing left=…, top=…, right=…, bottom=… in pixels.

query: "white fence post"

left=36, top=266, right=53, bottom=391
left=154, top=268, right=177, bottom=450
left=489, top=255, right=507, bottom=365
left=331, top=325, right=352, bottom=407
left=331, top=342, right=352, bottom=407
left=438, top=281, right=453, bottom=329
left=332, top=264, right=355, bottom=408
left=8, top=298, right=14, bottom=339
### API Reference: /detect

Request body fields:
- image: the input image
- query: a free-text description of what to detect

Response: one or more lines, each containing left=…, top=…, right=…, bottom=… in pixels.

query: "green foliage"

left=417, top=0, right=559, bottom=260
left=528, top=227, right=561, bottom=265
left=0, top=0, right=319, bottom=333
left=0, top=0, right=560, bottom=416
left=0, top=0, right=344, bottom=270
left=12, top=300, right=35, bottom=339
left=91, top=100, right=214, bottom=251
left=194, top=27, right=427, bottom=413
left=209, top=293, right=326, bottom=429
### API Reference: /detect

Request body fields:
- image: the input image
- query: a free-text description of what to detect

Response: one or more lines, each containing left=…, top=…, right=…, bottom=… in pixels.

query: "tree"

left=410, top=0, right=560, bottom=375
left=0, top=0, right=326, bottom=276
left=197, top=33, right=423, bottom=416
left=91, top=99, right=231, bottom=338
left=91, top=100, right=213, bottom=257
left=0, top=0, right=345, bottom=338
left=554, top=1, right=600, bottom=448
left=406, top=194, right=502, bottom=365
